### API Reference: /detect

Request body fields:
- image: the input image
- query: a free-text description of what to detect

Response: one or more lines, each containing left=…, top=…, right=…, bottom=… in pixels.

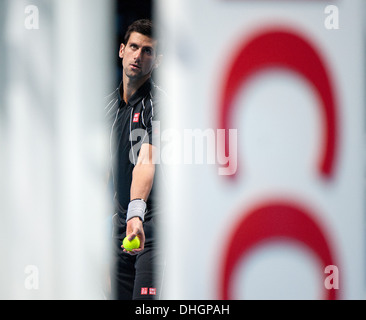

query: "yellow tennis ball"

left=123, top=236, right=140, bottom=251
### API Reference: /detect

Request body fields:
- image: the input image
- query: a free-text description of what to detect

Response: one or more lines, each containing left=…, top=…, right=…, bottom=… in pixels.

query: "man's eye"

left=144, top=48, right=153, bottom=55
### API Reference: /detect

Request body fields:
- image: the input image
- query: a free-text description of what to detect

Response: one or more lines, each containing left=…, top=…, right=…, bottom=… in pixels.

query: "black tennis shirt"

left=106, top=78, right=163, bottom=221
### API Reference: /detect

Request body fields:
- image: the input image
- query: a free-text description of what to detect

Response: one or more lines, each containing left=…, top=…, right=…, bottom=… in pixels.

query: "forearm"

left=124, top=145, right=155, bottom=253
left=127, top=143, right=155, bottom=224
left=130, top=161, right=155, bottom=201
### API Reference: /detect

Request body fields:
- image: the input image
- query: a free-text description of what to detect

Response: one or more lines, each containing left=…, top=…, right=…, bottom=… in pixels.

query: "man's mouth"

left=130, top=64, right=141, bottom=70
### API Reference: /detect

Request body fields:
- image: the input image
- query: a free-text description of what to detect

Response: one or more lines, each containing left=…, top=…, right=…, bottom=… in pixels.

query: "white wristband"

left=126, top=199, right=147, bottom=222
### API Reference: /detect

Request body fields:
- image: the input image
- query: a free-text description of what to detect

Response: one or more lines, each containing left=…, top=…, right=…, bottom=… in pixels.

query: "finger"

left=122, top=247, right=138, bottom=255
left=127, top=233, right=137, bottom=241
left=130, top=248, right=143, bottom=254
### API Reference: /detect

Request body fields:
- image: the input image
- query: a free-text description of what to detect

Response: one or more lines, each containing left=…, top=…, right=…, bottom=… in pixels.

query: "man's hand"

left=122, top=217, right=145, bottom=255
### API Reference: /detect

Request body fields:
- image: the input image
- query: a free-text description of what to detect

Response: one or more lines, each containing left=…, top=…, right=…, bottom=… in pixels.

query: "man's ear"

left=119, top=43, right=125, bottom=59
left=153, top=54, right=163, bottom=69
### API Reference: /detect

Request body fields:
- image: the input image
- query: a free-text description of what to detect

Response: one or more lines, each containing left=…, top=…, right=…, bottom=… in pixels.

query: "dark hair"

left=124, top=19, right=154, bottom=45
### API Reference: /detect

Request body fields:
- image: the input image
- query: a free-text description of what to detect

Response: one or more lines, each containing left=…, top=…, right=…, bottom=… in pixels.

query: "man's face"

left=119, top=31, right=158, bottom=83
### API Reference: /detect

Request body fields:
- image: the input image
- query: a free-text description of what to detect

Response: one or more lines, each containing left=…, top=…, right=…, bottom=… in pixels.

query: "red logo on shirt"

left=141, top=287, right=148, bottom=295
left=133, top=113, right=140, bottom=123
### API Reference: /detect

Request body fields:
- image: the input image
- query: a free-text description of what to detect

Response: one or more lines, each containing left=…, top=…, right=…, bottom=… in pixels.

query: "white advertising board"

left=158, top=0, right=365, bottom=299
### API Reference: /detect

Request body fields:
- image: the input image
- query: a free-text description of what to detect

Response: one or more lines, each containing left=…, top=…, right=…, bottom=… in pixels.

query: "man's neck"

left=122, top=74, right=150, bottom=103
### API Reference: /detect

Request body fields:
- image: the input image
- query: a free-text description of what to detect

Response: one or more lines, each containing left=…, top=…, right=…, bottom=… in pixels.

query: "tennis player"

left=105, top=19, right=165, bottom=300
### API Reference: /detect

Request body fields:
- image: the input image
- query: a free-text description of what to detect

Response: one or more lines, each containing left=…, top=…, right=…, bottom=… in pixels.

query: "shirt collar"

left=118, top=78, right=152, bottom=107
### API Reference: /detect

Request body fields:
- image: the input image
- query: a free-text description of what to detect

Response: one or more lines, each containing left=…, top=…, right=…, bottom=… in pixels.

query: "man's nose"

left=134, top=48, right=142, bottom=61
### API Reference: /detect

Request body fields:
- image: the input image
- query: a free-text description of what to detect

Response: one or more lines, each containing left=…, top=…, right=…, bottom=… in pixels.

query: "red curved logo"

left=219, top=201, right=338, bottom=300
left=217, top=28, right=339, bottom=299
left=218, top=29, right=338, bottom=180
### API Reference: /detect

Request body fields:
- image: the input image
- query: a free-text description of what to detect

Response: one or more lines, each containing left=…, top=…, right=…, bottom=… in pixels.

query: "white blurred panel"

left=157, top=0, right=366, bottom=300
left=0, top=0, right=113, bottom=299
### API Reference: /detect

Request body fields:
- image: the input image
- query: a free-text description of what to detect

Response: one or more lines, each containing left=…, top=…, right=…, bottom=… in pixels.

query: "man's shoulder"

left=104, top=87, right=120, bottom=120
left=105, top=87, right=119, bottom=104
left=148, top=81, right=168, bottom=109
left=151, top=82, right=167, bottom=99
